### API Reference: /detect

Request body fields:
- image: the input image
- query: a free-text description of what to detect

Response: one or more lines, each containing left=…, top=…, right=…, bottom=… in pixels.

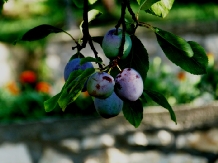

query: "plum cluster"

left=63, top=28, right=144, bottom=118
left=86, top=68, right=143, bottom=118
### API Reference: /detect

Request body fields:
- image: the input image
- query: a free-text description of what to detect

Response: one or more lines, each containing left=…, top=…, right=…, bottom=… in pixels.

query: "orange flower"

left=35, top=82, right=51, bottom=94
left=20, top=71, right=37, bottom=83
left=177, top=71, right=186, bottom=81
left=6, top=81, right=20, bottom=95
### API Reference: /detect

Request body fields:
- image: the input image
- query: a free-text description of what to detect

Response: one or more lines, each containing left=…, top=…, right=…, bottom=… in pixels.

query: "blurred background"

left=0, top=0, right=218, bottom=163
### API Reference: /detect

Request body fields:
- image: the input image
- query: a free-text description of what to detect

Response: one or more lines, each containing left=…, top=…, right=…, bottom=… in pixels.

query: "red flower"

left=20, top=71, right=37, bottom=84
left=35, top=82, right=51, bottom=94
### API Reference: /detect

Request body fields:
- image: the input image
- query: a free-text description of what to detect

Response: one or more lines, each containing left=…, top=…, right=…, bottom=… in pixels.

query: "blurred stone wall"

left=0, top=102, right=218, bottom=163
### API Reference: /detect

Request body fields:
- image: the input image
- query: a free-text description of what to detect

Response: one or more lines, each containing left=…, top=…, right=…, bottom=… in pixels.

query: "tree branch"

left=73, top=0, right=102, bottom=69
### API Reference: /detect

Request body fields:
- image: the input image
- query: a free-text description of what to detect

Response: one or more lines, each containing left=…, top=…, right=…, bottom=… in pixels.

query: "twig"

left=88, top=37, right=103, bottom=69
left=138, top=22, right=155, bottom=31
left=74, top=0, right=102, bottom=69
left=117, top=0, right=127, bottom=59
left=79, top=0, right=89, bottom=51
left=115, top=0, right=126, bottom=33
left=126, top=0, right=138, bottom=30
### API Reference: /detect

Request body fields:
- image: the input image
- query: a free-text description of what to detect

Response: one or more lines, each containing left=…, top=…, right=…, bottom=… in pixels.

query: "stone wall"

left=0, top=102, right=218, bottom=163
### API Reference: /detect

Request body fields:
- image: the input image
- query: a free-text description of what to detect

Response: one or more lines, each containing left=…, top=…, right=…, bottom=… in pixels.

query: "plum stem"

left=117, top=65, right=122, bottom=72
left=108, top=68, right=112, bottom=74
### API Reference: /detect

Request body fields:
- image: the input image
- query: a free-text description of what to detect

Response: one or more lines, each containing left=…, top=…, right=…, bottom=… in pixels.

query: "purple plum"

left=64, top=58, right=93, bottom=81
left=102, top=28, right=132, bottom=59
left=115, top=68, right=143, bottom=101
left=87, top=72, right=115, bottom=99
left=94, top=92, right=123, bottom=118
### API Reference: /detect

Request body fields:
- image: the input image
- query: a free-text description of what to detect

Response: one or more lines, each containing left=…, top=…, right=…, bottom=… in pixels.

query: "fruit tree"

left=14, top=0, right=208, bottom=128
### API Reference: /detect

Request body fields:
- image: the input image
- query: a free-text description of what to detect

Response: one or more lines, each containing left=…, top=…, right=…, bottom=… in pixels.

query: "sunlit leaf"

left=87, top=9, right=102, bottom=22
left=143, top=0, right=175, bottom=18
left=145, top=89, right=177, bottom=124
left=88, top=0, right=98, bottom=5
left=80, top=9, right=102, bottom=33
left=123, top=100, right=143, bottom=128
left=140, top=0, right=160, bottom=10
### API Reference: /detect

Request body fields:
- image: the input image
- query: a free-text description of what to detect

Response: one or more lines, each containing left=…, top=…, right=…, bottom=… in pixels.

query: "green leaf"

left=155, top=27, right=194, bottom=57
left=14, top=24, right=63, bottom=44
left=111, top=35, right=149, bottom=84
left=88, top=0, right=98, bottom=5
left=144, top=0, right=174, bottom=18
left=123, top=100, right=143, bottom=128
left=188, top=41, right=208, bottom=73
left=145, top=89, right=177, bottom=124
left=58, top=68, right=95, bottom=111
left=80, top=56, right=103, bottom=65
left=155, top=30, right=208, bottom=74
left=44, top=93, right=61, bottom=112
left=140, top=0, right=160, bottom=10
left=88, top=9, right=102, bottom=22
left=92, top=36, right=104, bottom=45
left=136, top=0, right=141, bottom=5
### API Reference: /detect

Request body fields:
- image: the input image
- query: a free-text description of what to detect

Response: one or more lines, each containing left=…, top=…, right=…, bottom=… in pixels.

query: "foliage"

left=143, top=57, right=201, bottom=106
left=0, top=70, right=97, bottom=123
left=13, top=0, right=209, bottom=128
left=196, top=53, right=218, bottom=100
left=0, top=70, right=51, bottom=122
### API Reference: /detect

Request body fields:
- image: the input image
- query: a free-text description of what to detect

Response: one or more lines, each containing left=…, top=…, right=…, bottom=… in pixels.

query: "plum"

left=87, top=72, right=115, bottom=99
left=64, top=58, right=93, bottom=81
left=102, top=28, right=132, bottom=59
left=115, top=68, right=143, bottom=101
left=94, top=92, right=123, bottom=118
